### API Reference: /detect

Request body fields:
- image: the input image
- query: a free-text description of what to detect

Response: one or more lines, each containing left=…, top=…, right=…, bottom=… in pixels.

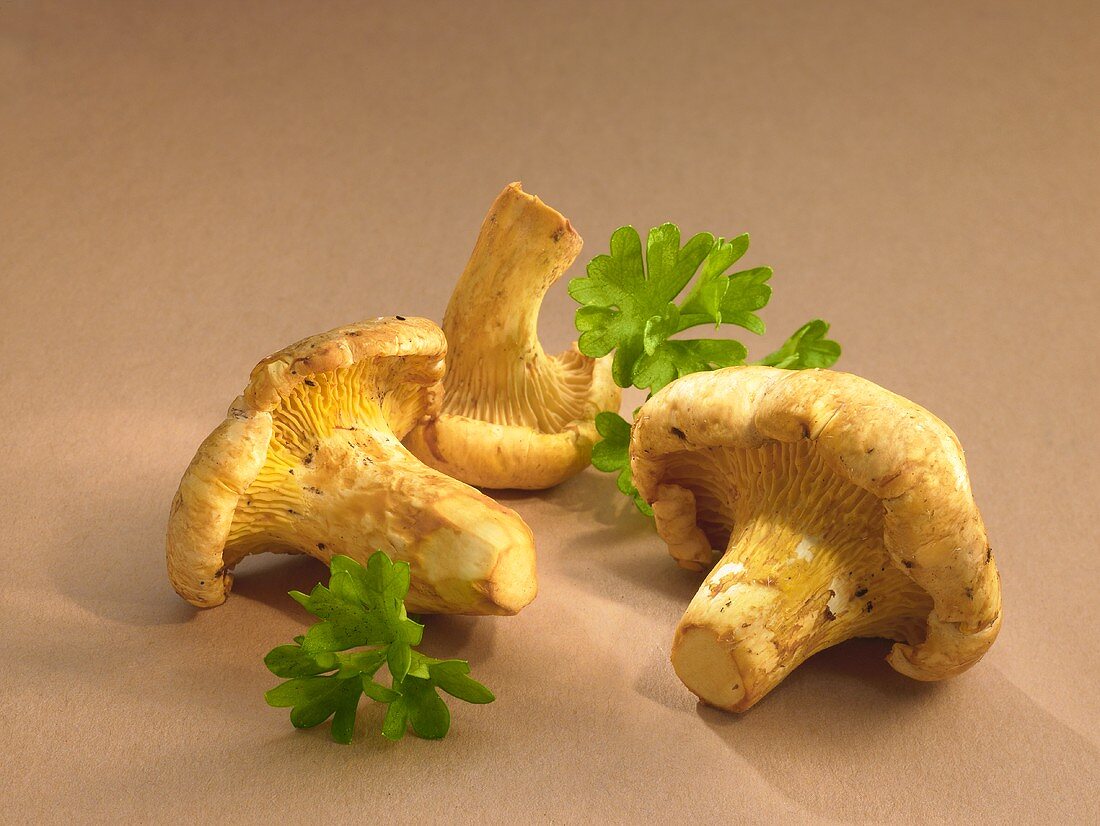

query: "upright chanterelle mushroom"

left=405, top=183, right=621, bottom=489
left=167, top=316, right=537, bottom=615
left=631, top=366, right=1002, bottom=711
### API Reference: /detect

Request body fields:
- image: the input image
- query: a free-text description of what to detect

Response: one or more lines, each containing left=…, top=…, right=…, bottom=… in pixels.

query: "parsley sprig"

left=264, top=552, right=494, bottom=744
left=570, top=223, right=840, bottom=512
left=589, top=409, right=652, bottom=515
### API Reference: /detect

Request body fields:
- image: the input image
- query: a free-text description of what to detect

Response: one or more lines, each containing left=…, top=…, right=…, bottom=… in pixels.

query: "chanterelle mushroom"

left=405, top=183, right=620, bottom=489
left=631, top=366, right=1002, bottom=711
left=167, top=316, right=537, bottom=615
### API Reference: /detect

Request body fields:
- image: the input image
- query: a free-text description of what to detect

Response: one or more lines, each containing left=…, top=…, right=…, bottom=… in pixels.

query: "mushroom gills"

left=443, top=346, right=600, bottom=434
left=436, top=182, right=599, bottom=434
left=223, top=358, right=535, bottom=615
left=660, top=439, right=934, bottom=711
left=405, top=182, right=620, bottom=490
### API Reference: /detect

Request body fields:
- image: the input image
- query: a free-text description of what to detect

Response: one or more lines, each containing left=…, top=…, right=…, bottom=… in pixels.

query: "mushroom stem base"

left=672, top=514, right=932, bottom=712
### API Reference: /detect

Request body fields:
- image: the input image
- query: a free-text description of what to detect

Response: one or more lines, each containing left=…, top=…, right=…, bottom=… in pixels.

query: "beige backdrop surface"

left=2, top=1, right=1098, bottom=823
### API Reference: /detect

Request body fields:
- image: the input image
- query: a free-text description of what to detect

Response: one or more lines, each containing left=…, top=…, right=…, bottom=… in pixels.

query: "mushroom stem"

left=443, top=181, right=581, bottom=364
left=404, top=183, right=620, bottom=490
left=434, top=182, right=596, bottom=436
left=671, top=510, right=933, bottom=711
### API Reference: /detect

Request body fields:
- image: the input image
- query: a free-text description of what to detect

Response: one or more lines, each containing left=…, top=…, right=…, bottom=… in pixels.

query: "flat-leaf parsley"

left=571, top=223, right=840, bottom=511
left=264, top=552, right=494, bottom=743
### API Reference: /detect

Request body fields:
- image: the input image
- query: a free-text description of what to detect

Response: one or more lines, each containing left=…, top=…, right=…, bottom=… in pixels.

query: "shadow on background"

left=230, top=553, right=328, bottom=621
left=50, top=478, right=337, bottom=628
left=50, top=472, right=199, bottom=627
left=491, top=465, right=639, bottom=528
left=48, top=437, right=1097, bottom=823
left=697, top=640, right=1099, bottom=822
left=630, top=634, right=1099, bottom=820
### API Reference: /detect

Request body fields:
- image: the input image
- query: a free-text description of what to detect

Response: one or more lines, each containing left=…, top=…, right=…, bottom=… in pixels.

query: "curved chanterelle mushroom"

left=405, top=183, right=620, bottom=489
left=631, top=366, right=1002, bottom=711
left=167, top=316, right=537, bottom=615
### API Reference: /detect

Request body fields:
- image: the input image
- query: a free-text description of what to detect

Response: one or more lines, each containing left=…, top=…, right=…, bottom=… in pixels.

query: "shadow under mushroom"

left=694, top=650, right=1100, bottom=822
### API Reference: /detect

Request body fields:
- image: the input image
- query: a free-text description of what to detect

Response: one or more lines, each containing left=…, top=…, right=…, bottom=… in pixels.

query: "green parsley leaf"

left=401, top=676, right=451, bottom=740
left=263, top=645, right=338, bottom=678
left=362, top=677, right=401, bottom=703
left=264, top=673, right=365, bottom=743
left=757, top=319, right=841, bottom=370
left=633, top=338, right=749, bottom=395
left=290, top=583, right=378, bottom=654
left=381, top=696, right=408, bottom=741
left=571, top=226, right=778, bottom=394
left=679, top=235, right=771, bottom=331
left=387, top=640, right=412, bottom=683
left=263, top=552, right=494, bottom=744
left=329, top=678, right=363, bottom=745
left=572, top=222, right=841, bottom=513
left=570, top=224, right=715, bottom=389
left=429, top=660, right=496, bottom=704
left=589, top=411, right=652, bottom=515
left=335, top=648, right=387, bottom=679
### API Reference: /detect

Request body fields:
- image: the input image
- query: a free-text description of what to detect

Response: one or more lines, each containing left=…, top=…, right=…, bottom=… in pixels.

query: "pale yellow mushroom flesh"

left=632, top=366, right=1002, bottom=712
left=659, top=441, right=932, bottom=710
left=167, top=318, right=538, bottom=615
left=405, top=182, right=620, bottom=490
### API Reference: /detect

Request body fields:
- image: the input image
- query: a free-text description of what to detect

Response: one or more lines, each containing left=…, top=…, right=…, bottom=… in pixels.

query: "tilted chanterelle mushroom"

left=405, top=183, right=621, bottom=489
left=631, top=366, right=1002, bottom=711
left=167, top=316, right=537, bottom=615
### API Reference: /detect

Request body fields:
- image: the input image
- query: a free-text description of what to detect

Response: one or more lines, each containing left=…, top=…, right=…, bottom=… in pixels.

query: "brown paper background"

left=2, top=1, right=1098, bottom=822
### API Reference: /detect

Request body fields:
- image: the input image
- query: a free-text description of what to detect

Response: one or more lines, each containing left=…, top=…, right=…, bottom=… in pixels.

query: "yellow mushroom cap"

left=166, top=316, right=537, bottom=615
left=404, top=182, right=621, bottom=490
left=631, top=366, right=1002, bottom=711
